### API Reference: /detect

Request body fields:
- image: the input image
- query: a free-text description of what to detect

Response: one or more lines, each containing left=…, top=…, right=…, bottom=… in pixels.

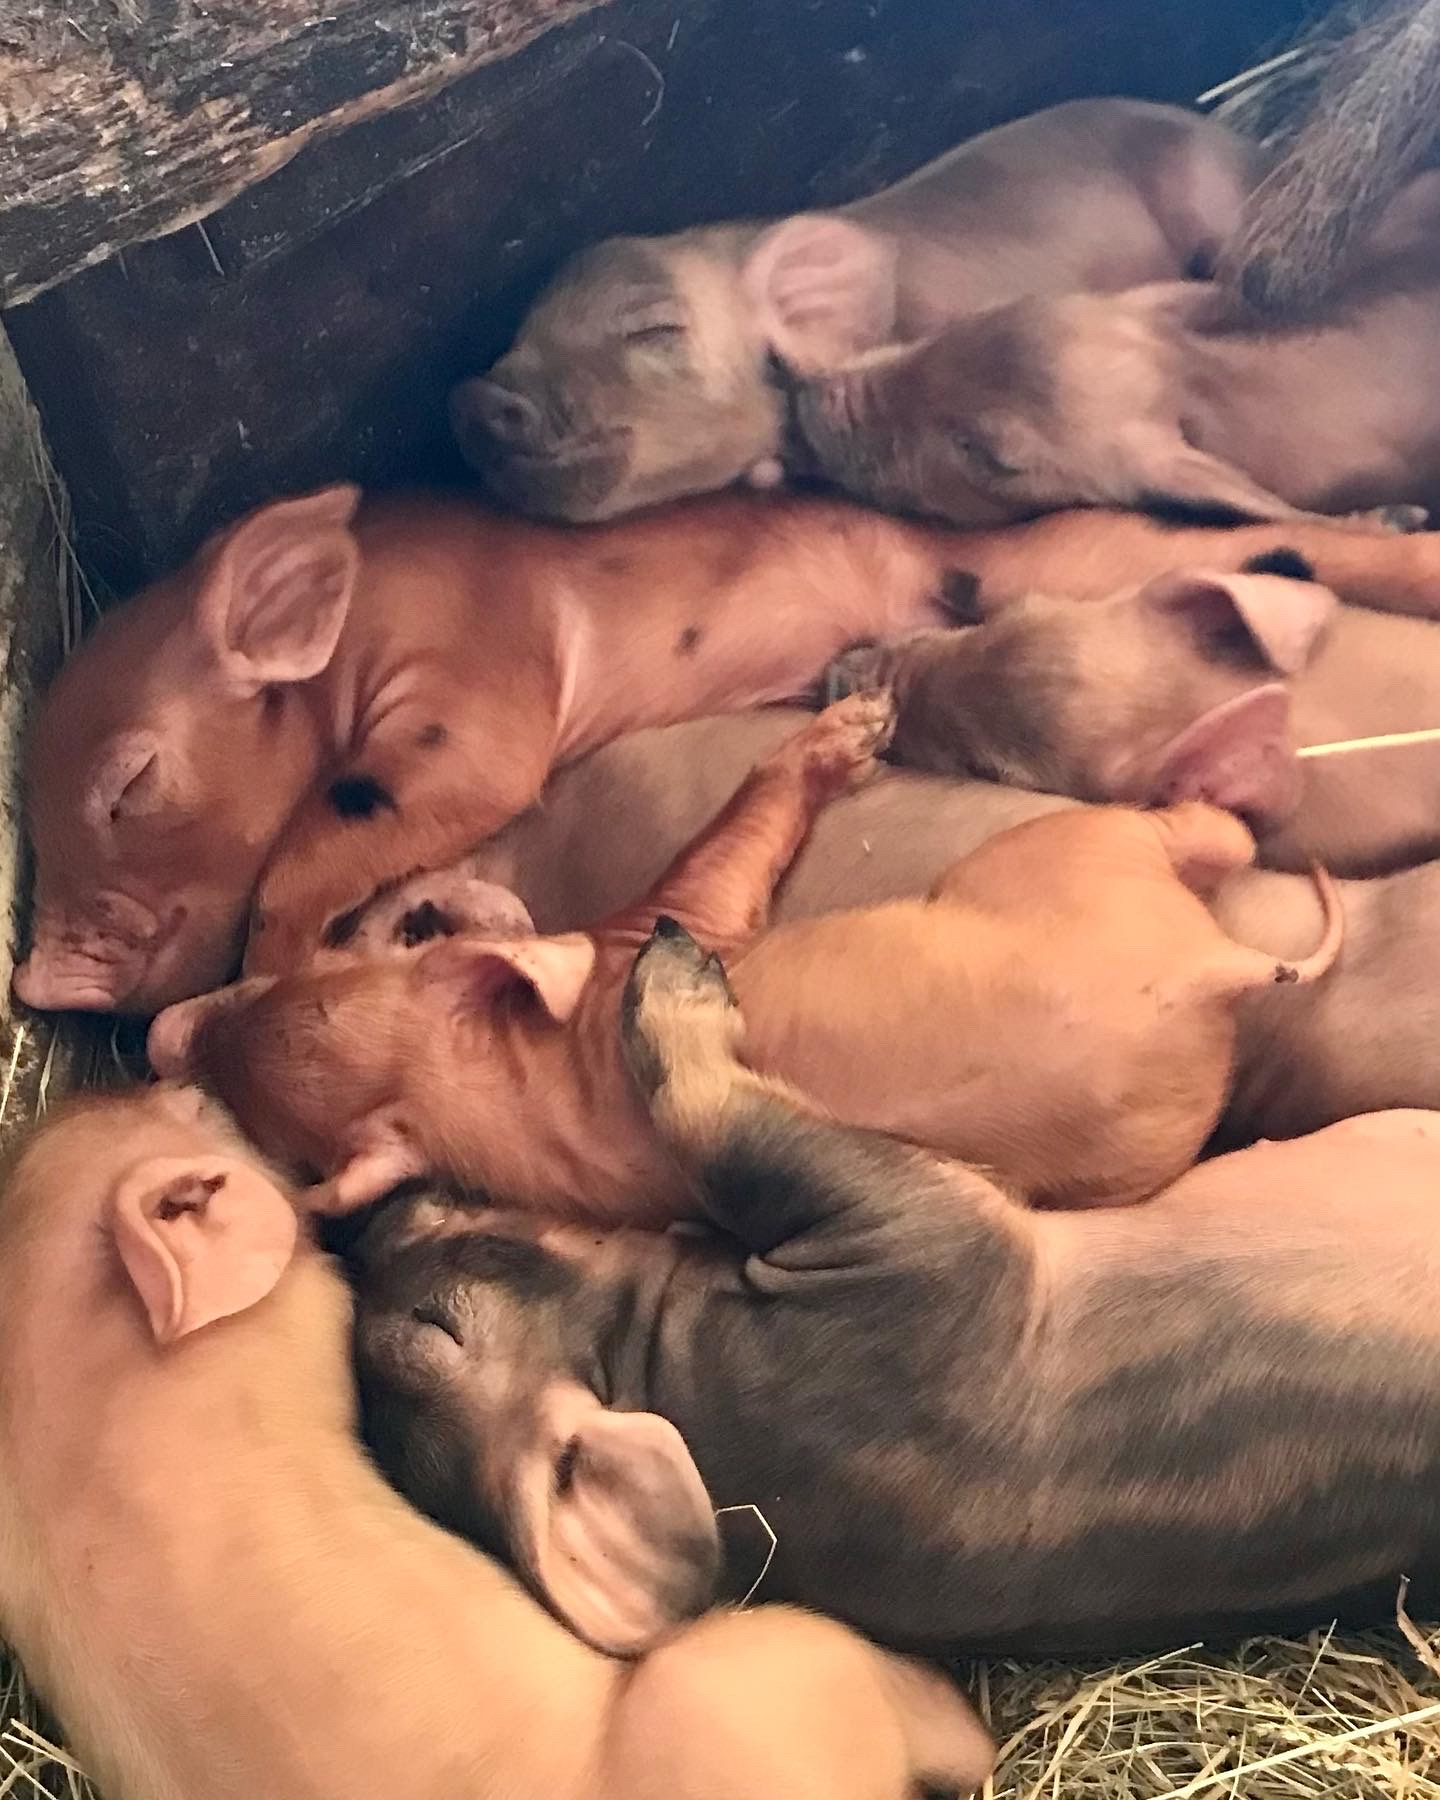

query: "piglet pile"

left=11, top=18, right=1440, bottom=1796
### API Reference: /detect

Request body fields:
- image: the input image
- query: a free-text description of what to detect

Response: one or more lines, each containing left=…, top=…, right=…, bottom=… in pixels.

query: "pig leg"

left=621, top=919, right=1030, bottom=1269
left=926, top=804, right=1258, bottom=917
left=1129, top=429, right=1349, bottom=528
left=959, top=509, right=1440, bottom=619
left=596, top=693, right=893, bottom=958
left=246, top=683, right=556, bottom=978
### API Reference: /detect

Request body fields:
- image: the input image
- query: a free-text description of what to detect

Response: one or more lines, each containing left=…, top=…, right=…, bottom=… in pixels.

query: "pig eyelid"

left=951, top=431, right=1022, bottom=481
left=617, top=309, right=687, bottom=343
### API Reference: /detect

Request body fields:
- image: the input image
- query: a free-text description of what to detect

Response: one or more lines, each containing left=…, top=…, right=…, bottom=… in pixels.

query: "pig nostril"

left=553, top=1435, right=581, bottom=1498
left=458, top=380, right=545, bottom=452
left=411, top=1302, right=464, bottom=1348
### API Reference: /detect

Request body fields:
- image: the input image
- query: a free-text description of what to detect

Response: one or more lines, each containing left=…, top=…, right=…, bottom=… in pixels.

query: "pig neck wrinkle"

left=457, top=1004, right=680, bottom=1221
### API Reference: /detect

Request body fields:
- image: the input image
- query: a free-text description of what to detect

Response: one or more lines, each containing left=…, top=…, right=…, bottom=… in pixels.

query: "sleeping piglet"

left=22, top=483, right=1440, bottom=1016
left=349, top=922, right=1440, bottom=1660
left=827, top=553, right=1440, bottom=876
left=148, top=699, right=1341, bottom=1218
left=0, top=1082, right=993, bottom=1800
left=461, top=99, right=1262, bottom=520
left=334, top=705, right=1440, bottom=1150
left=789, top=244, right=1440, bottom=527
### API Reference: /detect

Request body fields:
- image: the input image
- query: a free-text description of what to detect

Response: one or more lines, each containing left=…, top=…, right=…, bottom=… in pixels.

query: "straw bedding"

left=6, top=1612, right=1440, bottom=1795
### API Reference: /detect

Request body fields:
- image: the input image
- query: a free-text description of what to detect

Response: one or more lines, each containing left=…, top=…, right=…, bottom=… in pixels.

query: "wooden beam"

left=0, top=0, right=610, bottom=307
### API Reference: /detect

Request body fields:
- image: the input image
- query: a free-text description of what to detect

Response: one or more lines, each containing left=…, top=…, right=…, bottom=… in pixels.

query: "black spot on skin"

left=1185, top=242, right=1218, bottom=282
left=676, top=624, right=703, bottom=655
left=1242, top=548, right=1315, bottom=583
left=416, top=723, right=448, bottom=749
left=1273, top=962, right=1300, bottom=984
left=938, top=568, right=984, bottom=625
left=396, top=902, right=456, bottom=948
left=322, top=870, right=409, bottom=949
left=323, top=902, right=366, bottom=950
left=329, top=774, right=397, bottom=820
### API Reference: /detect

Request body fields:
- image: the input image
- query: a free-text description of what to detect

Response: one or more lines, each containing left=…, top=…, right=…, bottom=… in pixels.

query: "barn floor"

left=5, top=1619, right=1440, bottom=1795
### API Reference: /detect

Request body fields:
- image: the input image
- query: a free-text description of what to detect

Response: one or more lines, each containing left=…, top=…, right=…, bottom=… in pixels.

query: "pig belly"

left=731, top=905, right=1231, bottom=1205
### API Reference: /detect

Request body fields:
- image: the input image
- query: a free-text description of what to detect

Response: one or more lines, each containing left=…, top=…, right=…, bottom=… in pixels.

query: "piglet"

left=0, top=1082, right=993, bottom=1800
left=347, top=706, right=1440, bottom=1152
left=21, top=484, right=1440, bottom=1014
left=150, top=701, right=1341, bottom=1218
left=789, top=242, right=1440, bottom=526
left=825, top=553, right=1440, bottom=875
left=464, top=99, right=1263, bottom=519
left=349, top=924, right=1440, bottom=1658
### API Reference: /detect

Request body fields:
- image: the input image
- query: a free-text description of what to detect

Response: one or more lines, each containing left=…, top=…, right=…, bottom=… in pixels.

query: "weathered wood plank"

left=6, top=0, right=1310, bottom=591
left=0, top=0, right=610, bottom=307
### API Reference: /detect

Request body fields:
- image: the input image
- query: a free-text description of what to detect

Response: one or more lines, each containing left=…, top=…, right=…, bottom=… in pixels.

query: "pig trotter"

left=820, top=641, right=892, bottom=708
left=782, top=689, right=896, bottom=800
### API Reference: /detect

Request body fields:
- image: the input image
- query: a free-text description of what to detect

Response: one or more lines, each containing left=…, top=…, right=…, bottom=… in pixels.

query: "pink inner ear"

left=1147, top=683, right=1302, bottom=830
left=743, top=215, right=898, bottom=369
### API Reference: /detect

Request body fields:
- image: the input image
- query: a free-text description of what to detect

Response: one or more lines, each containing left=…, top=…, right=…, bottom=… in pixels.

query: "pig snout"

left=451, top=377, right=550, bottom=460
left=15, top=893, right=169, bottom=1013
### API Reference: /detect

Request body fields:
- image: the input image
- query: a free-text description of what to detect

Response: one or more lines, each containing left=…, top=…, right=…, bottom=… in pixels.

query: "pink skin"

left=0, top=1084, right=993, bottom=1800
left=24, top=480, right=1440, bottom=1018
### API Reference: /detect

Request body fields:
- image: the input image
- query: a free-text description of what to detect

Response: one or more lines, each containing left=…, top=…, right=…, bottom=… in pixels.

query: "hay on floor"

left=5, top=1611, right=1440, bottom=1797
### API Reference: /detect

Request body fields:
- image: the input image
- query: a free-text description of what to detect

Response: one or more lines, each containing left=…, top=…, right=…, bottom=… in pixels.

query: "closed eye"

left=411, top=1302, right=464, bottom=1348
left=953, top=432, right=1022, bottom=481
left=621, top=316, right=686, bottom=346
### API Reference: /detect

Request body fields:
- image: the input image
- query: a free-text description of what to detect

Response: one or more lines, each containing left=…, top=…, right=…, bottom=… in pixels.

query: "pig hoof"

left=793, top=689, right=896, bottom=796
left=1371, top=503, right=1430, bottom=534
left=621, top=919, right=742, bottom=1107
left=820, top=641, right=888, bottom=707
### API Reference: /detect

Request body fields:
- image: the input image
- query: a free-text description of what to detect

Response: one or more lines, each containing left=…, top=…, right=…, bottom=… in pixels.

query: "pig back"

left=729, top=892, right=1234, bottom=1205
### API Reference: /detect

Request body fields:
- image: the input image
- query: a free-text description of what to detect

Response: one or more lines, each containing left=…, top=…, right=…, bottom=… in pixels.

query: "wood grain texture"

left=6, top=0, right=1311, bottom=590
left=0, top=0, right=610, bottom=306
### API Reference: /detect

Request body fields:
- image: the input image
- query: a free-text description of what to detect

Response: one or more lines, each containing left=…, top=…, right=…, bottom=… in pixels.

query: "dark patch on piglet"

left=330, top=775, right=397, bottom=820
left=1241, top=548, right=1317, bottom=582
left=397, top=902, right=457, bottom=948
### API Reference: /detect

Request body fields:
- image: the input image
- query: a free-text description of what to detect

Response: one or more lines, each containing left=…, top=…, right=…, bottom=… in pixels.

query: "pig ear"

left=111, top=1152, right=299, bottom=1345
left=1147, top=683, right=1302, bottom=826
left=742, top=215, right=899, bottom=372
left=147, top=977, right=277, bottom=1079
left=198, top=484, right=362, bottom=698
left=1143, top=568, right=1336, bottom=676
left=523, top=1387, right=721, bottom=1657
left=314, top=1116, right=426, bottom=1215
left=420, top=933, right=597, bottom=1025
left=84, top=729, right=172, bottom=829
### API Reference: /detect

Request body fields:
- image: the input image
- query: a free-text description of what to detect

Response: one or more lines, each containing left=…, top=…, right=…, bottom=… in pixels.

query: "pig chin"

left=470, top=436, right=635, bottom=524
